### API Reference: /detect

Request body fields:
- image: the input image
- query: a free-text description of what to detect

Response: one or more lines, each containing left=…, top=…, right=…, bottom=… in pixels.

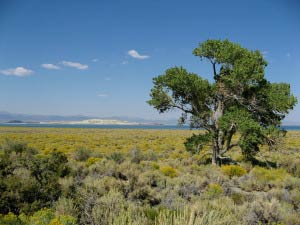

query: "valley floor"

left=0, top=127, right=300, bottom=225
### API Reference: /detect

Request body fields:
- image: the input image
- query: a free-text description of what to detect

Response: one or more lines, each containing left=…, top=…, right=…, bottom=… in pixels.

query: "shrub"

left=108, top=152, right=125, bottom=164
left=54, top=197, right=78, bottom=218
left=289, top=188, right=300, bottom=209
left=48, top=218, right=63, bottom=225
left=143, top=207, right=159, bottom=221
left=90, top=190, right=127, bottom=225
left=129, top=186, right=160, bottom=206
left=174, top=174, right=205, bottom=200
left=240, top=167, right=289, bottom=191
left=85, top=157, right=102, bottom=167
left=138, top=171, right=166, bottom=189
left=151, top=162, right=160, bottom=170
left=221, top=165, right=247, bottom=178
left=279, top=156, right=300, bottom=178
left=144, top=149, right=158, bottom=161
left=29, top=208, right=55, bottom=225
left=0, top=149, right=69, bottom=215
left=0, top=212, right=28, bottom=225
left=205, top=183, right=223, bottom=199
left=160, top=166, right=178, bottom=178
left=27, top=208, right=76, bottom=225
left=244, top=198, right=282, bottom=225
left=56, top=215, right=76, bottom=225
left=129, top=148, right=144, bottom=164
left=1, top=139, right=32, bottom=155
left=73, top=147, right=92, bottom=161
left=230, top=192, right=245, bottom=205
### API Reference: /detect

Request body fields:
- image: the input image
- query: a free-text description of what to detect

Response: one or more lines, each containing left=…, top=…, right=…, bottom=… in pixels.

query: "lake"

left=0, top=123, right=300, bottom=130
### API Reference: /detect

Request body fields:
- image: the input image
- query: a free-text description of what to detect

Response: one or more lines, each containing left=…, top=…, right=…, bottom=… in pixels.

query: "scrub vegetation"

left=1, top=126, right=300, bottom=225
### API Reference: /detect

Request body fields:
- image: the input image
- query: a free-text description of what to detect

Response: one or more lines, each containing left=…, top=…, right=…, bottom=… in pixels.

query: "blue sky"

left=0, top=0, right=299, bottom=122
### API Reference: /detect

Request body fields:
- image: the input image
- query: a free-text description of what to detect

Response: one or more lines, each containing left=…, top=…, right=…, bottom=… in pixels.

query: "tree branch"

left=213, top=62, right=217, bottom=80
left=220, top=143, right=239, bottom=155
left=171, top=104, right=193, bottom=114
left=219, top=123, right=237, bottom=155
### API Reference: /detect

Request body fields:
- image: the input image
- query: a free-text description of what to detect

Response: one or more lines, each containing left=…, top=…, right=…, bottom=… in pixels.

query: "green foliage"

left=206, top=183, right=223, bottom=199
left=29, top=208, right=55, bottom=225
left=0, top=139, right=37, bottom=155
left=160, top=166, right=178, bottom=178
left=85, top=157, right=102, bottom=167
left=244, top=198, right=282, bottom=225
left=240, top=167, right=290, bottom=191
left=129, top=148, right=145, bottom=164
left=0, top=212, right=28, bottom=225
left=184, top=133, right=211, bottom=154
left=148, top=39, right=297, bottom=165
left=147, top=66, right=212, bottom=117
left=73, top=147, right=92, bottom=161
left=0, top=140, right=70, bottom=215
left=251, top=167, right=286, bottom=183
left=230, top=192, right=245, bottom=205
left=0, top=208, right=76, bottom=225
left=151, top=162, right=160, bottom=170
left=221, top=165, right=247, bottom=178
left=108, top=152, right=125, bottom=164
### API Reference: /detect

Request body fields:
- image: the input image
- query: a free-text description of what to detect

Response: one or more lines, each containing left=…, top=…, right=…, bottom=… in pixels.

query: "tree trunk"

left=212, top=137, right=220, bottom=165
left=212, top=98, right=224, bottom=166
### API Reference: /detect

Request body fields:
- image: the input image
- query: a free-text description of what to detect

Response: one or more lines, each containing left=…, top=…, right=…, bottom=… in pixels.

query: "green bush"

left=108, top=152, right=125, bottom=164
left=230, top=192, right=245, bottom=205
left=73, top=147, right=92, bottom=161
left=0, top=212, right=28, bottom=225
left=29, top=208, right=55, bottom=225
left=85, top=157, right=102, bottom=167
left=151, top=162, right=160, bottom=170
left=241, top=167, right=289, bottom=191
left=0, top=145, right=70, bottom=215
left=221, top=165, right=247, bottom=178
left=244, top=198, right=282, bottom=225
left=129, top=148, right=144, bottom=164
left=160, top=166, right=178, bottom=178
left=205, top=183, right=223, bottom=199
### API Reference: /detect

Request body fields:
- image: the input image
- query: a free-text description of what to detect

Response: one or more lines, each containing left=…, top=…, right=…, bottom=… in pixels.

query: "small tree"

left=148, top=39, right=297, bottom=165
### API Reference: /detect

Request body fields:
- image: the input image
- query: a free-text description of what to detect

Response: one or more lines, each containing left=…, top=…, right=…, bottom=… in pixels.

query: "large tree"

left=148, top=39, right=297, bottom=165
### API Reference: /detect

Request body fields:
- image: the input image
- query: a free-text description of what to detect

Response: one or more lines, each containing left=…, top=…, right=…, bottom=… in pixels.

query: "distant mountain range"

left=0, top=111, right=178, bottom=125
left=0, top=111, right=299, bottom=126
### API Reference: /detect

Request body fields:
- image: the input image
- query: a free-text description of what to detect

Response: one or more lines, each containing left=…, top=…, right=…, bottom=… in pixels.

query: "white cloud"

left=104, top=77, right=111, bottom=81
left=98, top=93, right=108, bottom=97
left=0, top=67, right=33, bottom=77
left=121, top=60, right=128, bottom=65
left=41, top=63, right=60, bottom=70
left=128, top=50, right=149, bottom=60
left=92, top=58, right=99, bottom=62
left=61, top=61, right=88, bottom=70
left=286, top=53, right=291, bottom=57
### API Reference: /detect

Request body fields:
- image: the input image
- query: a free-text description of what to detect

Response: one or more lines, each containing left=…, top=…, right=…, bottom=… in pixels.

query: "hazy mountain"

left=0, top=111, right=178, bottom=125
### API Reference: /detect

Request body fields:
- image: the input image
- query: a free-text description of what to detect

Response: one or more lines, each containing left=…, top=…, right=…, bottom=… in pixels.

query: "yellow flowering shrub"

left=221, top=165, right=247, bottom=178
left=160, top=166, right=178, bottom=178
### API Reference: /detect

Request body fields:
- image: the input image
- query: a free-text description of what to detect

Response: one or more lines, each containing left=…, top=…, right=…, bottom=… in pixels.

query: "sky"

left=0, top=0, right=299, bottom=122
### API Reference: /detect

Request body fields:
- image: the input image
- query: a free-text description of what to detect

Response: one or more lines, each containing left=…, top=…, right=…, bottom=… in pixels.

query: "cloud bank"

left=61, top=61, right=88, bottom=70
left=0, top=67, right=33, bottom=77
left=41, top=63, right=60, bottom=70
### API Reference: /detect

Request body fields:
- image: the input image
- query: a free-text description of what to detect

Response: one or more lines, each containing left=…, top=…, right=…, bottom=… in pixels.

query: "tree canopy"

left=148, top=39, right=297, bottom=165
